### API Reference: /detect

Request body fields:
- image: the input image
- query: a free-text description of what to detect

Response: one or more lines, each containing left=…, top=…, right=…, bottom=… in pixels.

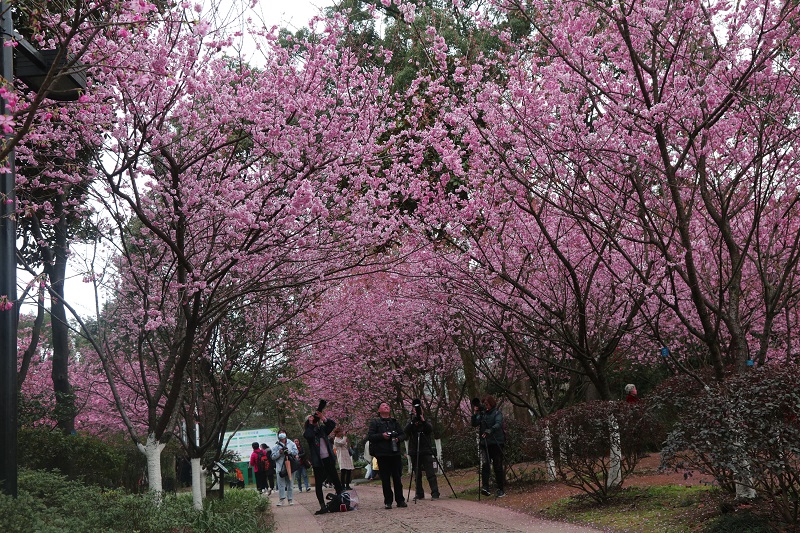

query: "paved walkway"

left=266, top=483, right=602, bottom=533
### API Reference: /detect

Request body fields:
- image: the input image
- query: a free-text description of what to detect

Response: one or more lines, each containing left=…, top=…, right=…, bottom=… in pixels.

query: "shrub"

left=18, top=427, right=147, bottom=492
left=706, top=511, right=779, bottom=533
left=442, top=424, right=481, bottom=470
left=660, top=365, right=800, bottom=525
left=0, top=469, right=269, bottom=533
left=543, top=400, right=654, bottom=503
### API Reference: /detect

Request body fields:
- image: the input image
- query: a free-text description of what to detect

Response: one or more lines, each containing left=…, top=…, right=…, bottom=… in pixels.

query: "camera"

left=312, top=399, right=328, bottom=422
left=471, top=397, right=484, bottom=412
left=412, top=398, right=422, bottom=416
left=411, top=398, right=423, bottom=423
left=387, top=430, right=399, bottom=453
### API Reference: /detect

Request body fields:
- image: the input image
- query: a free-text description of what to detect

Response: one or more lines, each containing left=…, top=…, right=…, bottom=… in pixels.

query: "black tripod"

left=405, top=425, right=457, bottom=502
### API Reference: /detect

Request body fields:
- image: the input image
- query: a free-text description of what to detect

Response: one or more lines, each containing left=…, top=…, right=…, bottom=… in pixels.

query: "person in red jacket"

left=250, top=442, right=267, bottom=493
left=625, top=384, right=640, bottom=403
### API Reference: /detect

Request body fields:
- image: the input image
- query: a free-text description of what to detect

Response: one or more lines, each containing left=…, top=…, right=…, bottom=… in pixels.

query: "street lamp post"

left=1, top=0, right=86, bottom=496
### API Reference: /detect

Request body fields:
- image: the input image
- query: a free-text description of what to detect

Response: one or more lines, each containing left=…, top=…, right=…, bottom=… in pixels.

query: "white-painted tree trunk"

left=734, top=437, right=756, bottom=500
left=729, top=408, right=756, bottom=500
left=434, top=438, right=443, bottom=472
left=137, top=434, right=166, bottom=501
left=191, top=457, right=204, bottom=510
left=607, top=415, right=622, bottom=489
left=544, top=426, right=557, bottom=481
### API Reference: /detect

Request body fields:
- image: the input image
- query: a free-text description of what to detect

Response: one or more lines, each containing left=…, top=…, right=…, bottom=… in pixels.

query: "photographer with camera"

left=404, top=399, right=440, bottom=501
left=303, top=400, right=344, bottom=515
left=270, top=429, right=299, bottom=506
left=472, top=394, right=506, bottom=498
left=368, top=402, right=407, bottom=509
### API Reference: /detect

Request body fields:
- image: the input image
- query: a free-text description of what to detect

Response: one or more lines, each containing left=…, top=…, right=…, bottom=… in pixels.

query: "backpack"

left=325, top=490, right=357, bottom=512
left=259, top=450, right=271, bottom=472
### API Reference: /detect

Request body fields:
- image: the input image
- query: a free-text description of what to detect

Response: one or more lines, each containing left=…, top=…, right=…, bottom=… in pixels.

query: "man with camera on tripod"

left=472, top=394, right=506, bottom=498
left=368, top=402, right=407, bottom=509
left=404, top=399, right=440, bottom=501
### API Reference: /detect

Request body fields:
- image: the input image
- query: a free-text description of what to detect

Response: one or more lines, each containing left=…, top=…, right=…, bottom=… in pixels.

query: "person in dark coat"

left=261, top=443, right=276, bottom=494
left=368, top=402, right=407, bottom=509
left=303, top=410, right=343, bottom=514
left=404, top=409, right=440, bottom=500
left=472, top=394, right=506, bottom=498
left=293, top=438, right=311, bottom=492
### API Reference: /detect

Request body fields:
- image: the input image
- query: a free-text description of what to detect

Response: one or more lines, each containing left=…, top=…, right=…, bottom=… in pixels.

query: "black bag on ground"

left=325, top=491, right=356, bottom=512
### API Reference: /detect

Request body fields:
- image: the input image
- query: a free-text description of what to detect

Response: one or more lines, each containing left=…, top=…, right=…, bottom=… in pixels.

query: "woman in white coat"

left=333, top=426, right=354, bottom=490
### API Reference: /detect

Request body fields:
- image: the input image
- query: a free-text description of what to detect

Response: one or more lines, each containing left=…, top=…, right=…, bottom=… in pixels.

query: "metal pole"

left=0, top=0, right=18, bottom=498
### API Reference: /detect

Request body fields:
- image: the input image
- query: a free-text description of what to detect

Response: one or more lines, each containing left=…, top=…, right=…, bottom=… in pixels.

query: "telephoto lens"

left=412, top=398, right=422, bottom=416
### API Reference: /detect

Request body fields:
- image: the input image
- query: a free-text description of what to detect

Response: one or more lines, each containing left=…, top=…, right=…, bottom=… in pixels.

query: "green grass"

left=541, top=485, right=719, bottom=533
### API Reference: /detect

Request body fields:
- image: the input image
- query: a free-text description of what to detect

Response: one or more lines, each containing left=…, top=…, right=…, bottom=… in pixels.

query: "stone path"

left=267, top=483, right=602, bottom=533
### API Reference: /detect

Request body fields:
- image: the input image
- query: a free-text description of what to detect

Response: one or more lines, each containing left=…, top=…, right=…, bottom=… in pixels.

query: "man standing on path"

left=368, top=402, right=407, bottom=509
left=472, top=394, right=506, bottom=498
left=304, top=409, right=343, bottom=515
left=404, top=403, right=440, bottom=501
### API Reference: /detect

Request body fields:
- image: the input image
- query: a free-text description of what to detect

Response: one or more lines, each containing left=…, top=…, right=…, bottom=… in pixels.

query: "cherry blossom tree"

left=386, top=0, right=800, bottom=383
left=299, top=251, right=466, bottom=435
left=483, top=0, right=800, bottom=377
left=68, top=7, right=399, bottom=496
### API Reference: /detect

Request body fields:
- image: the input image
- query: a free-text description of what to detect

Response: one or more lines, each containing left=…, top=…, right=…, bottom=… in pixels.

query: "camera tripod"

left=405, top=424, right=457, bottom=503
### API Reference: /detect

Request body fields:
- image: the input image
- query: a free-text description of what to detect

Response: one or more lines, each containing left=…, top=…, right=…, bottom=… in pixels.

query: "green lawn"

left=540, top=485, right=778, bottom=533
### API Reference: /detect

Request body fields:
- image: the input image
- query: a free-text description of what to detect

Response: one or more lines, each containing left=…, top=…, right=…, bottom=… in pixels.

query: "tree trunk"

left=191, top=457, right=204, bottom=510
left=138, top=434, right=166, bottom=498
left=50, top=201, right=74, bottom=435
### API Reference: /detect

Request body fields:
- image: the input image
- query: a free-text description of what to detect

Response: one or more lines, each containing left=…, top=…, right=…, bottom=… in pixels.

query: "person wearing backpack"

left=472, top=394, right=506, bottom=498
left=250, top=442, right=267, bottom=494
left=260, top=443, right=275, bottom=495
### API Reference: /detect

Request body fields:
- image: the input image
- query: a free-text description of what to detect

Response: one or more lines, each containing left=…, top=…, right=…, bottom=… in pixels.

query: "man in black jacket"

left=303, top=410, right=343, bottom=514
left=472, top=394, right=506, bottom=498
left=368, top=402, right=407, bottom=509
left=404, top=410, right=440, bottom=500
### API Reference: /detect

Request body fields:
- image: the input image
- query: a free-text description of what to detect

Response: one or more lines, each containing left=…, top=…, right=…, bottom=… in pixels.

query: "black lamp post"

left=1, top=2, right=86, bottom=497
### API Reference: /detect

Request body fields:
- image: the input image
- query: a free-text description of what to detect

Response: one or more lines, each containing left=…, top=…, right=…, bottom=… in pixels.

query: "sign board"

left=223, top=427, right=279, bottom=461
left=660, top=347, right=670, bottom=357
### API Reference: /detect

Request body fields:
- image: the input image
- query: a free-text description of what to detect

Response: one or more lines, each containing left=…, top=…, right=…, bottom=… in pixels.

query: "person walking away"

left=294, top=438, right=312, bottom=492
left=250, top=442, right=266, bottom=493
left=260, top=443, right=275, bottom=494
left=304, top=409, right=343, bottom=515
left=404, top=408, right=440, bottom=500
left=333, top=427, right=355, bottom=490
left=368, top=402, right=407, bottom=509
left=472, top=394, right=506, bottom=498
left=271, top=429, right=298, bottom=506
